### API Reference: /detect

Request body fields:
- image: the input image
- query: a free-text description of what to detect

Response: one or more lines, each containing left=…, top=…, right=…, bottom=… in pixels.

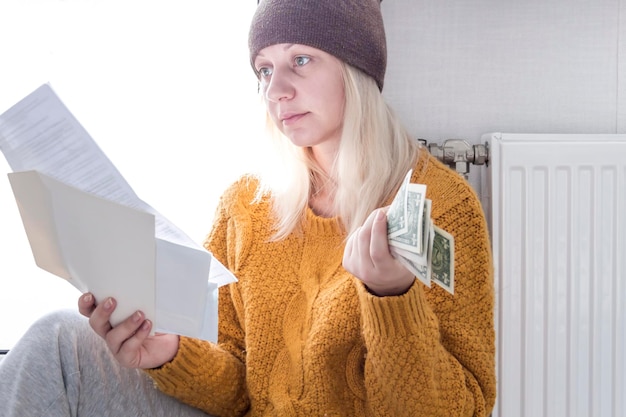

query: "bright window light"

left=0, top=0, right=260, bottom=348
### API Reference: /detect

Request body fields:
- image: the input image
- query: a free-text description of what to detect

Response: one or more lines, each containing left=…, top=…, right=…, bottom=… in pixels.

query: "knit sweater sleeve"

left=144, top=178, right=254, bottom=417
left=356, top=158, right=496, bottom=417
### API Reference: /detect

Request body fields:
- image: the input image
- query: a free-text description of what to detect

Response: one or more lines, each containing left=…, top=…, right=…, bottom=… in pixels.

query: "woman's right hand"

left=78, top=293, right=180, bottom=370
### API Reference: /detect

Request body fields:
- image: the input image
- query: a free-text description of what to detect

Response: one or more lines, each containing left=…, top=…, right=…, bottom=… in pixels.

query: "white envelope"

left=0, top=84, right=237, bottom=342
left=8, top=170, right=226, bottom=341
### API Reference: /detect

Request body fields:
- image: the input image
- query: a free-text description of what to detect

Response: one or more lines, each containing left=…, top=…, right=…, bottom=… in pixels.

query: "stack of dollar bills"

left=386, top=170, right=455, bottom=295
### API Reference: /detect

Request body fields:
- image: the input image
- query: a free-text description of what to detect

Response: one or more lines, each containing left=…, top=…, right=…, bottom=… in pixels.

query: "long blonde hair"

left=256, top=63, right=420, bottom=240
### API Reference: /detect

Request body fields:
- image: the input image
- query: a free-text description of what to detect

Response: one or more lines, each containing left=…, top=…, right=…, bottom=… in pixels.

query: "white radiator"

left=486, top=133, right=626, bottom=417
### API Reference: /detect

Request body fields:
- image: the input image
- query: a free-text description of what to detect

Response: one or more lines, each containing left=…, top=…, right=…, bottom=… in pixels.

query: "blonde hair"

left=256, top=63, right=420, bottom=240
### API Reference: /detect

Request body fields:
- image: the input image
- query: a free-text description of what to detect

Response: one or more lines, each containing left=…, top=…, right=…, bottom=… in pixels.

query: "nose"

left=264, top=68, right=295, bottom=102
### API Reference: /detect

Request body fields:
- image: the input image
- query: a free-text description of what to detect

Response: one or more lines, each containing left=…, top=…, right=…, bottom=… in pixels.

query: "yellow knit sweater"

left=146, top=151, right=496, bottom=417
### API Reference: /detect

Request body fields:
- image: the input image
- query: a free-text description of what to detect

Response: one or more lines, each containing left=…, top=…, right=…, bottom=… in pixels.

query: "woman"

left=0, top=0, right=496, bottom=416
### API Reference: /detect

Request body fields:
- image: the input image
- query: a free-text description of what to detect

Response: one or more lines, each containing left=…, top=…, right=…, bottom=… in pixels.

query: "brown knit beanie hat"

left=248, top=0, right=387, bottom=90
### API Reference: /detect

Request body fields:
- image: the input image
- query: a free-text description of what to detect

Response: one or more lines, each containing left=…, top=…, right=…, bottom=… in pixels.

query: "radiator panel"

left=486, top=133, right=626, bottom=417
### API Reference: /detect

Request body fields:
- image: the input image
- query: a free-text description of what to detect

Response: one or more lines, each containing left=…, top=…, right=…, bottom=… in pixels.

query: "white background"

left=3, top=0, right=624, bottom=349
left=380, top=0, right=625, bottom=201
left=382, top=0, right=625, bottom=141
left=0, top=0, right=259, bottom=348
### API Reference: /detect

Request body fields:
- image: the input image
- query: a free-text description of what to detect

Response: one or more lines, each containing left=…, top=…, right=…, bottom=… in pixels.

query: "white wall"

left=381, top=0, right=625, bottom=194
left=379, top=3, right=625, bottom=415
left=0, top=0, right=259, bottom=349
left=2, top=0, right=623, bottom=349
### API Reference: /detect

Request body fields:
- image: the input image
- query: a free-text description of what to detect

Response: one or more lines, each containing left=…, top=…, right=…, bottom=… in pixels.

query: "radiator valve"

left=426, top=139, right=489, bottom=178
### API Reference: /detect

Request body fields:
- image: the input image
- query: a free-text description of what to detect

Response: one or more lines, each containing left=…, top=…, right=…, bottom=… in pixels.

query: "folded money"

left=386, top=170, right=454, bottom=294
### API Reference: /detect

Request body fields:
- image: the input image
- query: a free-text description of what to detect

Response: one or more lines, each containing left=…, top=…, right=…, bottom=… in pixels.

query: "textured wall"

left=381, top=0, right=625, bottom=192
left=382, top=0, right=624, bottom=139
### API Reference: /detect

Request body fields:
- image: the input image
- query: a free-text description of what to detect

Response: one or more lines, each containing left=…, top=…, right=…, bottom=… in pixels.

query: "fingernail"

left=133, top=311, right=142, bottom=323
left=141, top=320, right=151, bottom=331
left=104, top=298, right=113, bottom=310
left=83, top=294, right=92, bottom=303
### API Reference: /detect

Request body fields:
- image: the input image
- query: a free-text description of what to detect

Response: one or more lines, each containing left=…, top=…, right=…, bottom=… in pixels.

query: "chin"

left=285, top=134, right=319, bottom=148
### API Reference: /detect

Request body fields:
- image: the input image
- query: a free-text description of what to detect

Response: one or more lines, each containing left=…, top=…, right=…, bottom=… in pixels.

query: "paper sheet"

left=0, top=84, right=237, bottom=342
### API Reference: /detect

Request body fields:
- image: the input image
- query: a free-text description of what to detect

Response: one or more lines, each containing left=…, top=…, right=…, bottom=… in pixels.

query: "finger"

left=115, top=319, right=153, bottom=367
left=105, top=310, right=148, bottom=356
left=78, top=293, right=96, bottom=318
left=88, top=297, right=115, bottom=339
left=370, top=209, right=391, bottom=264
left=355, top=224, right=373, bottom=267
left=356, top=209, right=385, bottom=263
left=343, top=229, right=356, bottom=265
left=361, top=208, right=381, bottom=231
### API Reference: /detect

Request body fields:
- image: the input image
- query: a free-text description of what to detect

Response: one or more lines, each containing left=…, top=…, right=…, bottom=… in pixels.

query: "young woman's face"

left=254, top=43, right=345, bottom=152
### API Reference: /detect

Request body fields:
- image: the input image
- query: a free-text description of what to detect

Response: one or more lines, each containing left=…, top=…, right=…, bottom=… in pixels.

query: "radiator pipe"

left=425, top=139, right=489, bottom=178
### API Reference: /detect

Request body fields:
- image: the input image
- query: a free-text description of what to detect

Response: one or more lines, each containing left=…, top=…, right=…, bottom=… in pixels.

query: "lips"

left=280, top=112, right=307, bottom=125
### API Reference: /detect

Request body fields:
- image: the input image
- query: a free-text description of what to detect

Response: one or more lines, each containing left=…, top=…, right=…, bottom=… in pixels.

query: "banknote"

left=390, top=246, right=430, bottom=287
left=420, top=199, right=432, bottom=256
left=386, top=170, right=412, bottom=238
left=385, top=169, right=454, bottom=294
left=430, top=225, right=455, bottom=295
left=388, top=183, right=427, bottom=254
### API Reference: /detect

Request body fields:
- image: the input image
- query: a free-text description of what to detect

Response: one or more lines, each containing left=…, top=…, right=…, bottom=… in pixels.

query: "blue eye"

left=257, top=67, right=272, bottom=77
left=294, top=56, right=310, bottom=66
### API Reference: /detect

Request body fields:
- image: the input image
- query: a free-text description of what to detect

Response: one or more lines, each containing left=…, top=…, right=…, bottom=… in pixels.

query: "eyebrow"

left=256, top=43, right=296, bottom=59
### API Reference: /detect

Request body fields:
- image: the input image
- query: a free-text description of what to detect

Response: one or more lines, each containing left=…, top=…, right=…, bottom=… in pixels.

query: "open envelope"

left=9, top=170, right=234, bottom=342
left=0, top=84, right=237, bottom=343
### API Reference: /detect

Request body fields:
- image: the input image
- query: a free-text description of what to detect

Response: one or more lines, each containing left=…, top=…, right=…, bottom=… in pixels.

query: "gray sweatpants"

left=0, top=310, right=213, bottom=417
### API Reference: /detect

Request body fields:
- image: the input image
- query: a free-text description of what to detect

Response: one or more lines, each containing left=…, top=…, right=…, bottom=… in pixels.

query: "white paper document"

left=0, top=83, right=237, bottom=342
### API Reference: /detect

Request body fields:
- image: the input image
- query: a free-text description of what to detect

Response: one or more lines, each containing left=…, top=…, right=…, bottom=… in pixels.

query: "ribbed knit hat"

left=248, top=0, right=387, bottom=90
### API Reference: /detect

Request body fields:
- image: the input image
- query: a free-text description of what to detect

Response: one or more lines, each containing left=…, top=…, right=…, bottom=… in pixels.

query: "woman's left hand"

left=343, top=208, right=415, bottom=296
